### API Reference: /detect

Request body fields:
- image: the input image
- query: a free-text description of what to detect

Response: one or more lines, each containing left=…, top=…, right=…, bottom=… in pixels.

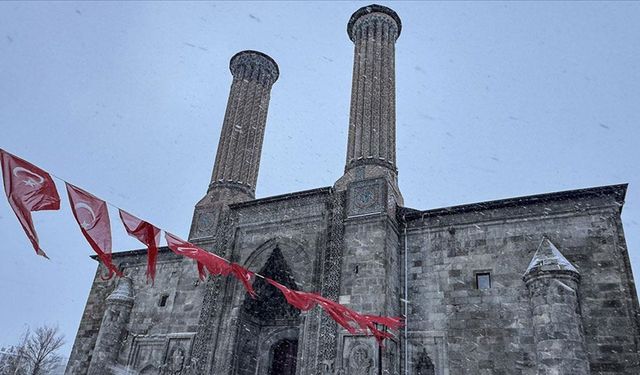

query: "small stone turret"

left=87, top=278, right=134, bottom=375
left=523, top=237, right=590, bottom=374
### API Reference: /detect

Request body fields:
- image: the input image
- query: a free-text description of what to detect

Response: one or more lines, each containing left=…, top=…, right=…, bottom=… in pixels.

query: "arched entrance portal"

left=233, top=248, right=302, bottom=375
left=268, top=338, right=298, bottom=375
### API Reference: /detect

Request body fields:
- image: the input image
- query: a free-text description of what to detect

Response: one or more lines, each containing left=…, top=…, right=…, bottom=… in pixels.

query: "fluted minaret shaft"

left=209, top=50, right=279, bottom=198
left=345, top=5, right=401, bottom=173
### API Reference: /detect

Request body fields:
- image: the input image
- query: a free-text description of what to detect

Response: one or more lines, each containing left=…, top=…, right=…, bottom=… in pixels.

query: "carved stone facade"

left=67, top=4, right=640, bottom=375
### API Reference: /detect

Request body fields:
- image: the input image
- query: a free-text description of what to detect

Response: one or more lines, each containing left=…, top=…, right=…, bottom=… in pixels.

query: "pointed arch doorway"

left=268, top=338, right=298, bottom=374
left=233, top=247, right=302, bottom=375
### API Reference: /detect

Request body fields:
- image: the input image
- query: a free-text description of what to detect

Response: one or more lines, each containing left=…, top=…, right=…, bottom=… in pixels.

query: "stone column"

left=87, top=278, right=134, bottom=375
left=209, top=50, right=279, bottom=200
left=523, top=238, right=590, bottom=374
left=345, top=4, right=401, bottom=176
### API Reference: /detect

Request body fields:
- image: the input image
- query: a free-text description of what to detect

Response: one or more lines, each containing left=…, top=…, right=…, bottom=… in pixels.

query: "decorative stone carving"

left=347, top=178, right=386, bottom=217
left=321, top=359, right=335, bottom=374
left=195, top=211, right=216, bottom=235
left=229, top=50, right=279, bottom=87
left=161, top=345, right=186, bottom=374
left=347, top=4, right=401, bottom=42
left=128, top=337, right=165, bottom=371
left=349, top=346, right=373, bottom=375
left=414, top=348, right=435, bottom=375
left=317, top=192, right=346, bottom=371
left=188, top=210, right=235, bottom=374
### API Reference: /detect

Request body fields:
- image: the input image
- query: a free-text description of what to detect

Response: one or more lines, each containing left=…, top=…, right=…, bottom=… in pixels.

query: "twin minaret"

left=345, top=4, right=401, bottom=175
left=208, top=50, right=279, bottom=201
left=204, top=4, right=400, bottom=204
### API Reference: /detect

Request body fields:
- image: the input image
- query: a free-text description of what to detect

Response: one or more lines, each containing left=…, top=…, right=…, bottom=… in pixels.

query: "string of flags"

left=0, top=148, right=403, bottom=344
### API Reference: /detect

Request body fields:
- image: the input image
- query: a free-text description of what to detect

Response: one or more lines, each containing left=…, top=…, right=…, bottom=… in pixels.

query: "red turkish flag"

left=361, top=315, right=404, bottom=331
left=265, top=277, right=399, bottom=345
left=231, top=263, right=256, bottom=298
left=119, top=209, right=160, bottom=284
left=0, top=149, right=60, bottom=258
left=66, top=183, right=122, bottom=279
left=359, top=315, right=403, bottom=346
left=266, top=279, right=358, bottom=333
left=200, top=251, right=232, bottom=277
left=265, top=278, right=318, bottom=310
left=165, top=232, right=228, bottom=280
left=312, top=295, right=361, bottom=335
left=164, top=233, right=256, bottom=297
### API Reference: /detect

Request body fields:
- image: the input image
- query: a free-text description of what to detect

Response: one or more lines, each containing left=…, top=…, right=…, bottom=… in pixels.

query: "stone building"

left=66, top=4, right=640, bottom=375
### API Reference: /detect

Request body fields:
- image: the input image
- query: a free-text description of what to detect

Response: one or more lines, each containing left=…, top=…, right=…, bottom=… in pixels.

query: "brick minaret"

left=190, top=50, right=278, bottom=240
left=340, top=4, right=402, bottom=192
left=209, top=50, right=279, bottom=200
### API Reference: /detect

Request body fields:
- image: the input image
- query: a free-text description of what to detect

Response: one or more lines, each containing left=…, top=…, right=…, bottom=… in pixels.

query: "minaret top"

left=524, top=237, right=579, bottom=277
left=229, top=50, right=279, bottom=86
left=347, top=4, right=402, bottom=42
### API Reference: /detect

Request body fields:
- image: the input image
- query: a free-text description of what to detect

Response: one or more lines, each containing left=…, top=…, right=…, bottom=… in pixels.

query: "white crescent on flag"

left=75, top=201, right=98, bottom=230
left=12, top=166, right=45, bottom=188
left=236, top=267, right=252, bottom=281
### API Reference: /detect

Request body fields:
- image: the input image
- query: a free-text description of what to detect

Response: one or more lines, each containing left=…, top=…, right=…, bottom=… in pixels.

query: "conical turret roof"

left=524, top=237, right=579, bottom=276
left=106, top=277, right=134, bottom=304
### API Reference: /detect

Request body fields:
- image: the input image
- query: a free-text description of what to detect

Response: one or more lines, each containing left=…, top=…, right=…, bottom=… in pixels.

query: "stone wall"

left=116, top=250, right=204, bottom=374
left=67, top=184, right=639, bottom=375
left=66, top=248, right=205, bottom=375
left=402, top=185, right=640, bottom=375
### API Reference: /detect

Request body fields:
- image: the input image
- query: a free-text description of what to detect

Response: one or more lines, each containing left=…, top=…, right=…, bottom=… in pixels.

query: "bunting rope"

left=0, top=148, right=403, bottom=345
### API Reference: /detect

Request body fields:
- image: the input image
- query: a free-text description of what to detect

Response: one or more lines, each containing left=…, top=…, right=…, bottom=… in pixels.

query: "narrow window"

left=476, top=272, right=491, bottom=289
left=159, top=294, right=169, bottom=307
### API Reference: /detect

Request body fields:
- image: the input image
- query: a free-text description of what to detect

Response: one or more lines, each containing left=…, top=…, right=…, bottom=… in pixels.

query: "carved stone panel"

left=127, top=333, right=195, bottom=375
left=346, top=178, right=386, bottom=217
left=340, top=336, right=377, bottom=375
left=128, top=337, right=165, bottom=372
left=193, top=210, right=219, bottom=238
left=317, top=191, right=346, bottom=372
left=349, top=345, right=373, bottom=375
left=161, top=334, right=195, bottom=374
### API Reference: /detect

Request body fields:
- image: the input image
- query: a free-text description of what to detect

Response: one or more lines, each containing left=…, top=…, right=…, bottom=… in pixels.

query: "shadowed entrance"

left=268, top=338, right=298, bottom=374
left=233, top=248, right=301, bottom=375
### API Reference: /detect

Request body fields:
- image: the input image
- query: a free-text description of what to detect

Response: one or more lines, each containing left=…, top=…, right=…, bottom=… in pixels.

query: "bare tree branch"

left=0, top=325, right=64, bottom=375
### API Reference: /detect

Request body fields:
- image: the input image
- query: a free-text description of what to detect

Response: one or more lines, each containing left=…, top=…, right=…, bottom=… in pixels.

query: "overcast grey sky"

left=1, top=1, right=639, bottom=357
